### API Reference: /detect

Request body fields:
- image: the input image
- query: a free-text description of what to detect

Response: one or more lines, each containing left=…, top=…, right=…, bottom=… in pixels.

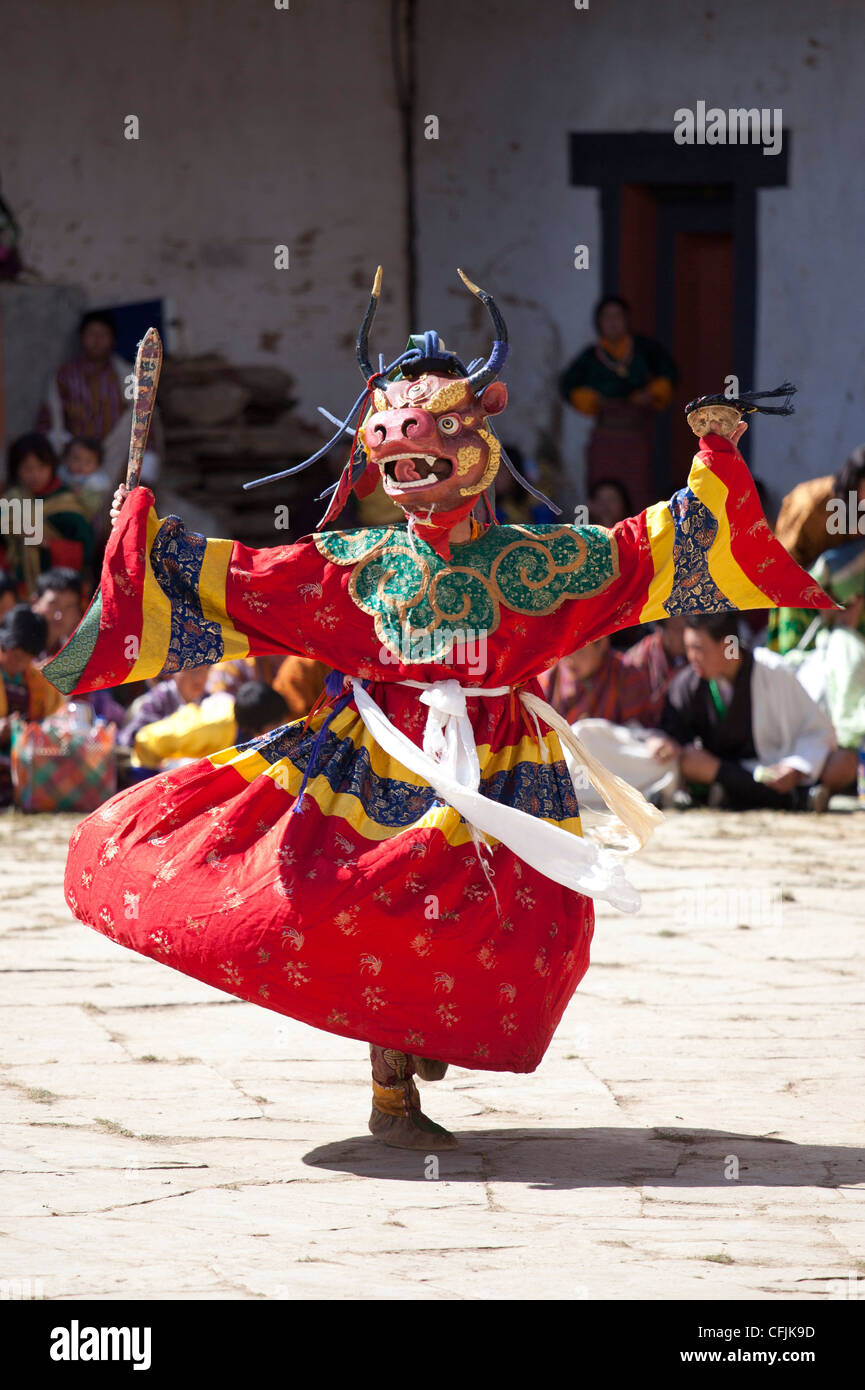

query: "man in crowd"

left=540, top=635, right=655, bottom=726
left=131, top=680, right=291, bottom=770
left=540, top=636, right=674, bottom=806
left=622, top=616, right=687, bottom=723
left=117, top=667, right=211, bottom=750
left=648, top=613, right=836, bottom=810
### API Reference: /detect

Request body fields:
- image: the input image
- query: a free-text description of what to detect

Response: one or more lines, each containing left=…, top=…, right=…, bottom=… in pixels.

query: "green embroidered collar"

left=313, top=522, right=619, bottom=660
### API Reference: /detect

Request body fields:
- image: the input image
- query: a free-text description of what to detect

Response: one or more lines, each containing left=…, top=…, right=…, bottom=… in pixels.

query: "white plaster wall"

left=2, top=0, right=864, bottom=507
left=0, top=0, right=409, bottom=436
left=414, top=0, right=865, bottom=506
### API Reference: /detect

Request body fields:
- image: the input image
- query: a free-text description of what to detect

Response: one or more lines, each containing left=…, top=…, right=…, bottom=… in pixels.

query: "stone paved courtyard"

left=1, top=804, right=863, bottom=1301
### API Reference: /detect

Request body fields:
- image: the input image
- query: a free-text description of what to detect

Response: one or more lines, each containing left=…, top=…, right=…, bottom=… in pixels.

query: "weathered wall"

left=2, top=0, right=864, bottom=506
left=0, top=0, right=409, bottom=447
left=0, top=284, right=87, bottom=444
left=413, top=0, right=865, bottom=506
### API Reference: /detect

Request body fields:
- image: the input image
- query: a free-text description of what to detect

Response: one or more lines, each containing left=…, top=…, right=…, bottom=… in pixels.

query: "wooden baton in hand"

left=125, top=327, right=163, bottom=489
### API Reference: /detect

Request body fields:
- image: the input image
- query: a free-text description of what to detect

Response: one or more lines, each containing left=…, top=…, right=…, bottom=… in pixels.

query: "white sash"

left=347, top=676, right=663, bottom=913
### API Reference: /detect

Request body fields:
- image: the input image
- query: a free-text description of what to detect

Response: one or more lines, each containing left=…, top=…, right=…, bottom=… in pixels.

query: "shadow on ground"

left=303, top=1127, right=865, bottom=1188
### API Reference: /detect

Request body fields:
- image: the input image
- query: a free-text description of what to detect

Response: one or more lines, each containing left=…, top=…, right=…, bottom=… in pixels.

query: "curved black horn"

left=457, top=268, right=509, bottom=395
left=356, top=265, right=383, bottom=382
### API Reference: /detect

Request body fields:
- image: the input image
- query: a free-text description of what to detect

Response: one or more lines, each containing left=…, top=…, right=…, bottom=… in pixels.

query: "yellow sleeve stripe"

left=639, top=499, right=675, bottom=622
left=129, top=506, right=171, bottom=682
left=199, top=538, right=250, bottom=660
left=689, top=460, right=774, bottom=610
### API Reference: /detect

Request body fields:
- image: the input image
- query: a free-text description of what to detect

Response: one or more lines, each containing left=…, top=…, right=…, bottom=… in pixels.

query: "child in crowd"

left=1, top=432, right=95, bottom=591
left=58, top=436, right=114, bottom=558
left=0, top=605, right=65, bottom=806
left=30, top=566, right=86, bottom=657
left=58, top=436, right=113, bottom=503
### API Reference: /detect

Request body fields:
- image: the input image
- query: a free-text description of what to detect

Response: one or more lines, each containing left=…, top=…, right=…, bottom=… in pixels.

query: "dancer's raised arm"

left=538, top=419, right=837, bottom=668
left=42, top=485, right=335, bottom=698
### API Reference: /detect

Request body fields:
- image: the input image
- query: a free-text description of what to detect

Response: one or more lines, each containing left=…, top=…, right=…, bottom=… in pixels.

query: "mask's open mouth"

left=381, top=453, right=454, bottom=491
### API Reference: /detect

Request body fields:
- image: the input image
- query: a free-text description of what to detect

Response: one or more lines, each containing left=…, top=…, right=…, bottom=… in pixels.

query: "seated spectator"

left=272, top=654, right=329, bottom=719
left=235, top=681, right=292, bottom=742
left=58, top=436, right=113, bottom=506
left=132, top=680, right=290, bottom=769
left=540, top=636, right=655, bottom=726
left=30, top=566, right=86, bottom=656
left=650, top=613, right=836, bottom=811
left=0, top=606, right=65, bottom=806
left=0, top=571, right=17, bottom=620
left=807, top=536, right=865, bottom=642
left=205, top=657, right=258, bottom=697
left=785, top=586, right=865, bottom=796
left=58, top=436, right=114, bottom=558
left=587, top=477, right=632, bottom=529
left=131, top=691, right=236, bottom=769
left=584, top=479, right=648, bottom=650
left=30, top=566, right=126, bottom=726
left=773, top=534, right=865, bottom=656
left=117, top=667, right=210, bottom=749
left=769, top=444, right=865, bottom=652
left=37, top=310, right=134, bottom=484
left=1, top=433, right=95, bottom=592
left=621, top=616, right=687, bottom=722
left=541, top=637, right=675, bottom=808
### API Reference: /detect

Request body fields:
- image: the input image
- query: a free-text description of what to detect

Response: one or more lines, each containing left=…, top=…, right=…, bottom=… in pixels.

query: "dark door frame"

left=654, top=190, right=735, bottom=494
left=568, top=133, right=790, bottom=473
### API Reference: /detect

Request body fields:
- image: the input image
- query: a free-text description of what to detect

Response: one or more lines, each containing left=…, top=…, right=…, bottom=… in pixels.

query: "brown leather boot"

left=368, top=1045, right=457, bottom=1149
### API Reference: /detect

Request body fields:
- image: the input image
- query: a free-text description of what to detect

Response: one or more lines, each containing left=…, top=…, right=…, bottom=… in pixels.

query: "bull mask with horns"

left=243, top=268, right=559, bottom=530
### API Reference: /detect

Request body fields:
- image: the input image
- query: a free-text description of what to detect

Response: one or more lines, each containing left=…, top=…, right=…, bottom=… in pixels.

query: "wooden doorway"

left=569, top=133, right=790, bottom=491
left=619, top=184, right=735, bottom=493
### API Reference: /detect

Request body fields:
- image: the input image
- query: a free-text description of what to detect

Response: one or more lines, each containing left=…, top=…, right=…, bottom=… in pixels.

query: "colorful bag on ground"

left=10, top=716, right=117, bottom=813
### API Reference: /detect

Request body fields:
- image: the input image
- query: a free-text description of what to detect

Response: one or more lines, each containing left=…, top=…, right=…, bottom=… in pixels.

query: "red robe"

left=43, top=435, right=834, bottom=1072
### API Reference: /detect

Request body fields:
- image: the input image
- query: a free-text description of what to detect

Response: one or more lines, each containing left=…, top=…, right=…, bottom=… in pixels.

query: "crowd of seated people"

left=2, top=373, right=864, bottom=819
left=0, top=321, right=339, bottom=809
left=0, top=547, right=329, bottom=807
left=542, top=609, right=853, bottom=813
left=537, top=445, right=865, bottom=813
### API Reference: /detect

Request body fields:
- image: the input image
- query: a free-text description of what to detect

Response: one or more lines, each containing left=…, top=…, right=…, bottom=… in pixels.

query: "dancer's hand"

left=109, top=484, right=130, bottom=527
left=729, top=420, right=749, bottom=447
